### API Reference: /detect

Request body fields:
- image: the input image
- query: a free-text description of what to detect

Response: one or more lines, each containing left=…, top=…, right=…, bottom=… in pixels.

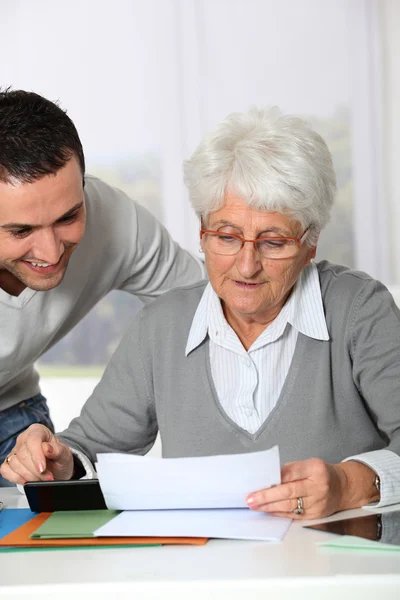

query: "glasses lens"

left=204, top=232, right=242, bottom=255
left=257, top=238, right=298, bottom=258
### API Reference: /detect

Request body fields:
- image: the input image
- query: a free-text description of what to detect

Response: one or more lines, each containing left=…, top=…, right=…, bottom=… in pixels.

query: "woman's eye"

left=218, top=235, right=237, bottom=243
left=260, top=239, right=287, bottom=248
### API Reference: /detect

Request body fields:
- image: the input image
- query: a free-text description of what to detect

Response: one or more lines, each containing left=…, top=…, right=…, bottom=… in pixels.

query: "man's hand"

left=245, top=458, right=379, bottom=519
left=0, top=424, right=74, bottom=484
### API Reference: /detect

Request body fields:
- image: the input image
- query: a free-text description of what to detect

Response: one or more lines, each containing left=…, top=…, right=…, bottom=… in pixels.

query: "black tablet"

left=24, top=479, right=107, bottom=512
left=305, top=510, right=400, bottom=546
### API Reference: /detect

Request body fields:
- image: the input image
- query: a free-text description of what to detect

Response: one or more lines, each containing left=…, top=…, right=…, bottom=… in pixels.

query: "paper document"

left=96, top=446, right=281, bottom=510
left=94, top=508, right=291, bottom=542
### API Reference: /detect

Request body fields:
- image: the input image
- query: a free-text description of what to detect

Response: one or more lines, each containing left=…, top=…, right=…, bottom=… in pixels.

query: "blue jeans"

left=0, top=394, right=54, bottom=487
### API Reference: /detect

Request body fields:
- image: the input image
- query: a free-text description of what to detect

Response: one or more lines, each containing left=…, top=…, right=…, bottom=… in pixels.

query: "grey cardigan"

left=60, top=261, right=400, bottom=465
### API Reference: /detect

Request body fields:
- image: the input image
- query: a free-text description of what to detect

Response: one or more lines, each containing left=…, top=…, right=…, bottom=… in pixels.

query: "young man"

left=0, top=89, right=205, bottom=484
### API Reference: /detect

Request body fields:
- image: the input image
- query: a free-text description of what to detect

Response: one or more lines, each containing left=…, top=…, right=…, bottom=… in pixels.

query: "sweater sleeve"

left=344, top=448, right=400, bottom=507
left=349, top=278, right=400, bottom=458
left=57, top=308, right=157, bottom=464
left=117, top=200, right=206, bottom=301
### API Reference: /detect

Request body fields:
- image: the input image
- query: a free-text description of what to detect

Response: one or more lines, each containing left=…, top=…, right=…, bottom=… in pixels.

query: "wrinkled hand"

left=0, top=424, right=74, bottom=485
left=246, top=457, right=377, bottom=520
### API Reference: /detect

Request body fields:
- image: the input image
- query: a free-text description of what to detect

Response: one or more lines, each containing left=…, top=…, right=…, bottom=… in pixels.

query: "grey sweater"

left=60, top=261, right=400, bottom=466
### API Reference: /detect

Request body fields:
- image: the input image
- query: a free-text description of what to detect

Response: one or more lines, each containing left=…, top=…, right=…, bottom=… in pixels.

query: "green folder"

left=30, top=510, right=121, bottom=539
left=0, top=544, right=158, bottom=553
left=319, top=535, right=400, bottom=552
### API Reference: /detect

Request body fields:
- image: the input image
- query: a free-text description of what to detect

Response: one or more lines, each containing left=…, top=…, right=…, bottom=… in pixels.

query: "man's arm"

left=119, top=201, right=206, bottom=300
left=106, top=186, right=206, bottom=300
left=84, top=176, right=206, bottom=301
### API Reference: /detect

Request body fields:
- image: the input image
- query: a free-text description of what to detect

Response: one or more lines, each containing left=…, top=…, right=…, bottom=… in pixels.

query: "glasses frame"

left=200, top=227, right=310, bottom=259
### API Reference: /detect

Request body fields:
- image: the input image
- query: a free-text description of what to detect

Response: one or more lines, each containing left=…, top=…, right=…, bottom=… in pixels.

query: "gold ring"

left=293, top=496, right=304, bottom=515
left=5, top=452, right=17, bottom=465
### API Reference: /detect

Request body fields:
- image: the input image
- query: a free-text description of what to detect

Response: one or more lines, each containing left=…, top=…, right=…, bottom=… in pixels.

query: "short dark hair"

left=0, top=88, right=85, bottom=184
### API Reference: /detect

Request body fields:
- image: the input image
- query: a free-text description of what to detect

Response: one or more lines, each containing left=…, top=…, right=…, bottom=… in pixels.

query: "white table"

left=1, top=488, right=400, bottom=600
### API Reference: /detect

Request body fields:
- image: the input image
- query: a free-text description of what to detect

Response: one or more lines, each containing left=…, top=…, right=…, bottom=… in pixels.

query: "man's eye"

left=10, top=229, right=31, bottom=238
left=58, top=212, right=78, bottom=224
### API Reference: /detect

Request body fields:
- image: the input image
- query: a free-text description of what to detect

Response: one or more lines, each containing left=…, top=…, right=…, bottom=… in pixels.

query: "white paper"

left=94, top=507, right=291, bottom=542
left=96, top=446, right=281, bottom=510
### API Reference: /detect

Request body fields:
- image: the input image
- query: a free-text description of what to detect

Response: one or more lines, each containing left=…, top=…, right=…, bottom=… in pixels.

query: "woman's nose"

left=235, top=242, right=262, bottom=277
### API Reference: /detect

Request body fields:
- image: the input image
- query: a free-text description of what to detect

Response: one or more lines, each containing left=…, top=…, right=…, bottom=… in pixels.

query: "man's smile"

left=21, top=255, right=64, bottom=275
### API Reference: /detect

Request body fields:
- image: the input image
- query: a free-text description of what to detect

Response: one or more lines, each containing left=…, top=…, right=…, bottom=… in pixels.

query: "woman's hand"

left=0, top=424, right=74, bottom=485
left=246, top=457, right=379, bottom=519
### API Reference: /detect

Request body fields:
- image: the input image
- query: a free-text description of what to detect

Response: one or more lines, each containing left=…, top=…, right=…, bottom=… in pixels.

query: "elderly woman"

left=2, top=107, right=400, bottom=519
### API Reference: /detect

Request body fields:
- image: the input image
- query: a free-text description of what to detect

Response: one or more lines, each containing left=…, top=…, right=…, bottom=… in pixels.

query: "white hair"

left=183, top=106, right=337, bottom=244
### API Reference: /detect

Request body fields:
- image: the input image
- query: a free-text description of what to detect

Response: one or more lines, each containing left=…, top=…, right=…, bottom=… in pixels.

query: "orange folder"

left=0, top=513, right=208, bottom=548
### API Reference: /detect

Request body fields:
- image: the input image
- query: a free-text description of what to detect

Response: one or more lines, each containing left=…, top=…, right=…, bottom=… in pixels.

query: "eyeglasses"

left=200, top=228, right=310, bottom=259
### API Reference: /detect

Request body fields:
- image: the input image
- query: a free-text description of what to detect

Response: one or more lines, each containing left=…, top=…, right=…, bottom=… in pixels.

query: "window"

left=1, top=1, right=389, bottom=428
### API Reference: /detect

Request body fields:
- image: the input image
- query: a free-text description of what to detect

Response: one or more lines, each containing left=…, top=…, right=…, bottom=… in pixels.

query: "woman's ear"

left=307, top=245, right=317, bottom=264
left=308, top=231, right=319, bottom=263
left=304, top=237, right=317, bottom=264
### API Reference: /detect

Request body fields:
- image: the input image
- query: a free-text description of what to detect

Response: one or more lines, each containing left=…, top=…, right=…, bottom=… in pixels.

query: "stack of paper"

left=94, top=446, right=291, bottom=542
left=94, top=508, right=291, bottom=542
